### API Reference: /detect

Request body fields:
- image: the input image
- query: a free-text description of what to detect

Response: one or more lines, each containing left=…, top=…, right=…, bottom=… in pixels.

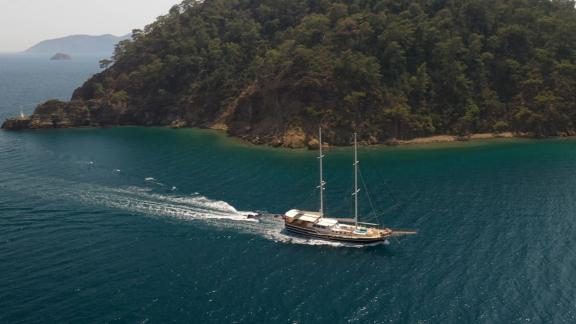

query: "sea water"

left=1, top=54, right=576, bottom=323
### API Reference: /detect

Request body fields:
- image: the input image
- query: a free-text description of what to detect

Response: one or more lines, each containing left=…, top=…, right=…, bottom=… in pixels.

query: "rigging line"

left=377, top=192, right=402, bottom=218
left=358, top=166, right=380, bottom=221
left=378, top=174, right=404, bottom=215
left=299, top=185, right=319, bottom=210
left=379, top=202, right=401, bottom=217
left=359, top=167, right=403, bottom=220
left=324, top=189, right=327, bottom=215
left=305, top=185, right=328, bottom=214
left=380, top=177, right=401, bottom=206
left=348, top=182, right=358, bottom=220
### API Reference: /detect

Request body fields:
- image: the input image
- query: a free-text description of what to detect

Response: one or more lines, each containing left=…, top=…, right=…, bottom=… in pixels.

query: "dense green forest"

left=39, top=0, right=576, bottom=144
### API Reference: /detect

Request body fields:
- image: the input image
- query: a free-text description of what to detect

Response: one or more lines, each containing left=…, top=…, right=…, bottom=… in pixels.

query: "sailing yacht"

left=284, top=129, right=415, bottom=244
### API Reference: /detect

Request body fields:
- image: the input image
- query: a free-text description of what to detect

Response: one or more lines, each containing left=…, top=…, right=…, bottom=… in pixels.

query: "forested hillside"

left=6, top=0, right=576, bottom=146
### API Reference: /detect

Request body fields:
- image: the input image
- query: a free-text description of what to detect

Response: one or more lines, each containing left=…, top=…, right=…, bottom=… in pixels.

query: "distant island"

left=25, top=34, right=130, bottom=55
left=50, top=53, right=72, bottom=61
left=3, top=0, right=576, bottom=148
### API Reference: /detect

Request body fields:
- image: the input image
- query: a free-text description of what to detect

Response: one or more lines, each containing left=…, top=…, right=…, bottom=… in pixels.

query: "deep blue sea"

left=1, top=54, right=576, bottom=323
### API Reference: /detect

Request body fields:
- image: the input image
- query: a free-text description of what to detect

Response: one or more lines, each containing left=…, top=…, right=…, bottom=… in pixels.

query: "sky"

left=0, top=0, right=179, bottom=52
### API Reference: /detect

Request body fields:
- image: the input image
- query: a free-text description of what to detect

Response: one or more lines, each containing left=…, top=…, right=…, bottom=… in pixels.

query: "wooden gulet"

left=283, top=128, right=416, bottom=244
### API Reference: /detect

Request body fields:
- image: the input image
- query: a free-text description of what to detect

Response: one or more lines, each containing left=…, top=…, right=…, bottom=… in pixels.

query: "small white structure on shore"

left=19, top=106, right=27, bottom=119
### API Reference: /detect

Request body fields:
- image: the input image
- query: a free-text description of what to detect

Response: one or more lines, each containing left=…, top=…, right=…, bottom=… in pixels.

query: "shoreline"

left=389, top=132, right=517, bottom=146
left=204, top=130, right=576, bottom=149
left=2, top=122, right=565, bottom=149
left=201, top=129, right=573, bottom=149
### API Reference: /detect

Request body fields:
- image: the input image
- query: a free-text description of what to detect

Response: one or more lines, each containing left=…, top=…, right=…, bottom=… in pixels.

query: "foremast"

left=318, top=127, right=326, bottom=218
left=353, top=133, right=360, bottom=228
left=317, top=130, right=361, bottom=227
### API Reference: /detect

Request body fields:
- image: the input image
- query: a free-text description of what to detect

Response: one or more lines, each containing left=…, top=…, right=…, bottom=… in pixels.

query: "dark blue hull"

left=284, top=223, right=388, bottom=244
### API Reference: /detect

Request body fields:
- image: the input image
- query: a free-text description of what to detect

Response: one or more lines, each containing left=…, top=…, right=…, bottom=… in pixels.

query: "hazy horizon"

left=0, top=0, right=178, bottom=52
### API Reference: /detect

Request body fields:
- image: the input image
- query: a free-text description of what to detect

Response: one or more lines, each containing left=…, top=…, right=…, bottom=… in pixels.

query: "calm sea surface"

left=1, top=54, right=576, bottom=323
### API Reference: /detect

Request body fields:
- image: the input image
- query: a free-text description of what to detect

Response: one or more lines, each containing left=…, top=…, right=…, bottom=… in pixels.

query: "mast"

left=318, top=127, right=325, bottom=217
left=353, top=133, right=359, bottom=227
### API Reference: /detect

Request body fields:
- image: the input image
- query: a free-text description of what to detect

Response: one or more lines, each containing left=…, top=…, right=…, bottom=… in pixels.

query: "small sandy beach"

left=392, top=132, right=516, bottom=145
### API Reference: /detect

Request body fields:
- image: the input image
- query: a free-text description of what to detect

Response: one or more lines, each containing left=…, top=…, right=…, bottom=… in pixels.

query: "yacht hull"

left=285, top=223, right=389, bottom=244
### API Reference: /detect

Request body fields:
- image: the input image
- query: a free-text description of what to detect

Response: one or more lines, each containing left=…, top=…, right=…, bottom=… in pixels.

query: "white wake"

left=2, top=168, right=382, bottom=248
left=78, top=186, right=259, bottom=223
left=78, top=186, right=379, bottom=247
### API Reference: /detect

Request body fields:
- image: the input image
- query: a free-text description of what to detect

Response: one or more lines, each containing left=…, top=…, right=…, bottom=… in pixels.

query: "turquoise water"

left=2, top=55, right=576, bottom=323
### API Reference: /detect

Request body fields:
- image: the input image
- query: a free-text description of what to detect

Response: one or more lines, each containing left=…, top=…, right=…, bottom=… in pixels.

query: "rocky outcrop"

left=1, top=117, right=31, bottom=130
left=2, top=82, right=365, bottom=148
left=28, top=100, right=89, bottom=128
left=2, top=79, right=332, bottom=148
left=1, top=100, right=87, bottom=130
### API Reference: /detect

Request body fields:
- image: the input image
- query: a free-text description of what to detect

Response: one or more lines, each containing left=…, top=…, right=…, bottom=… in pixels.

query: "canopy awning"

left=317, top=218, right=339, bottom=227
left=299, top=215, right=321, bottom=223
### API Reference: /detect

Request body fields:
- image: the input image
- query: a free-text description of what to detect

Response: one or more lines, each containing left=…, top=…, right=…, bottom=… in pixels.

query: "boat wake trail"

left=78, top=186, right=260, bottom=224
left=78, top=186, right=375, bottom=248
left=1, top=169, right=378, bottom=248
left=82, top=187, right=373, bottom=247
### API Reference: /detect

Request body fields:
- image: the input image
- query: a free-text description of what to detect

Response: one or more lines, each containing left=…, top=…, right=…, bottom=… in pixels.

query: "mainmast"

left=353, top=133, right=359, bottom=227
left=318, top=127, right=325, bottom=217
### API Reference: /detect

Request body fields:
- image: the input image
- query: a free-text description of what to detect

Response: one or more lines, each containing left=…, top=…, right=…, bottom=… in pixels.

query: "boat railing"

left=357, top=222, right=380, bottom=227
left=335, top=218, right=380, bottom=227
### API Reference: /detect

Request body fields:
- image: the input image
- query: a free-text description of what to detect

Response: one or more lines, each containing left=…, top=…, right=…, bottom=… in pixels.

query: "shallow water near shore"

left=2, top=54, right=576, bottom=323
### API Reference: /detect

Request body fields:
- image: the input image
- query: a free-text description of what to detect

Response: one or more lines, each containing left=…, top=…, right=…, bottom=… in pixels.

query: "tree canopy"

left=73, top=0, right=576, bottom=143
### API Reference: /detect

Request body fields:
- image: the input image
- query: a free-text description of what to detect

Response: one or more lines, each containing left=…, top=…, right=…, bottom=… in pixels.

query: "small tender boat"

left=284, top=129, right=415, bottom=244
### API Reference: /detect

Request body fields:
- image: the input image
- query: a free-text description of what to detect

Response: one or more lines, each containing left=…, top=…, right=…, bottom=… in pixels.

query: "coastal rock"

left=385, top=138, right=400, bottom=146
left=2, top=100, right=91, bottom=130
left=1, top=117, right=31, bottom=130
left=1, top=98, right=139, bottom=131
left=307, top=138, right=320, bottom=150
left=29, top=100, right=89, bottom=128
left=282, top=128, right=307, bottom=149
left=170, top=119, right=187, bottom=128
